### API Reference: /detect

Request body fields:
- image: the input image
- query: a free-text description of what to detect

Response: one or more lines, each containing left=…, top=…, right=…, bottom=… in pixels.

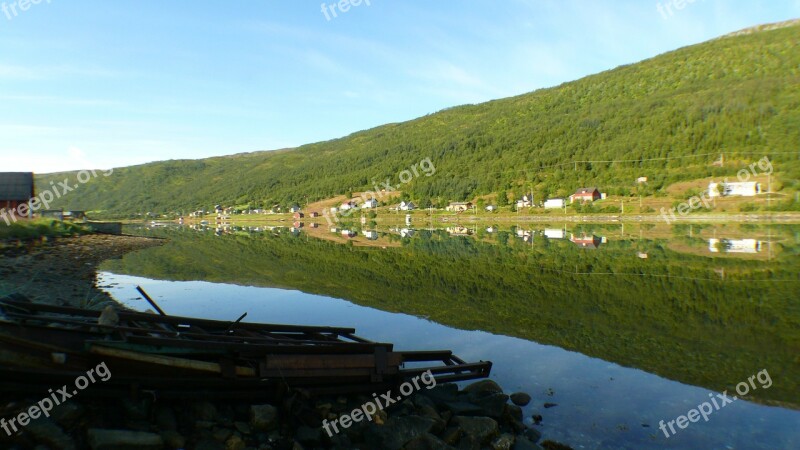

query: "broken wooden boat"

left=0, top=295, right=491, bottom=399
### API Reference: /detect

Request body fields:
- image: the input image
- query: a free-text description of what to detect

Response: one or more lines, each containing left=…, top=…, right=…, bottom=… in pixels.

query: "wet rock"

left=491, top=433, right=516, bottom=450
left=504, top=404, right=523, bottom=422
left=442, top=401, right=485, bottom=416
left=250, top=404, right=279, bottom=432
left=471, top=393, right=509, bottom=419
left=523, top=427, right=542, bottom=443
left=454, top=416, right=499, bottom=444
left=463, top=380, right=503, bottom=397
left=509, top=393, right=531, bottom=407
left=531, top=415, right=543, bottom=425
left=425, top=384, right=459, bottom=405
left=86, top=429, right=163, bottom=450
left=543, top=403, right=557, bottom=409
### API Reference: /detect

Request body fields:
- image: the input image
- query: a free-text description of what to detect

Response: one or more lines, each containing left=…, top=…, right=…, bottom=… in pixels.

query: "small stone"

left=250, top=404, right=279, bottom=432
left=543, top=403, right=557, bottom=409
left=531, top=414, right=543, bottom=425
left=510, top=392, right=532, bottom=407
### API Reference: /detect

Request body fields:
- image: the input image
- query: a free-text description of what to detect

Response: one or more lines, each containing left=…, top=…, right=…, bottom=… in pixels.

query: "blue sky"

left=1, top=1, right=798, bottom=173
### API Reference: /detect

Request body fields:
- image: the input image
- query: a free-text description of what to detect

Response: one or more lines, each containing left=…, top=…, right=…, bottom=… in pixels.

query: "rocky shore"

left=0, top=234, right=163, bottom=309
left=0, top=380, right=569, bottom=450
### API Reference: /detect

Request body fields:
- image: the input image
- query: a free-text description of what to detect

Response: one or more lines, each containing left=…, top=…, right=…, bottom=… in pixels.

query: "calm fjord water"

left=99, top=224, right=800, bottom=449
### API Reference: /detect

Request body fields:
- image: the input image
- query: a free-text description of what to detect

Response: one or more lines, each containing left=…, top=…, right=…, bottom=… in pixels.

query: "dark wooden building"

left=0, top=172, right=34, bottom=212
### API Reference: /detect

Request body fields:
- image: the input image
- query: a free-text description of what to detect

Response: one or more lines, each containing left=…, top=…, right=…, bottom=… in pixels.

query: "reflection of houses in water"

left=486, top=227, right=495, bottom=233
left=637, top=252, right=648, bottom=259
left=570, top=234, right=604, bottom=249
left=543, top=228, right=566, bottom=239
left=364, top=230, right=379, bottom=240
left=708, top=238, right=762, bottom=253
left=341, top=230, right=356, bottom=238
left=400, top=228, right=415, bottom=238
left=516, top=229, right=533, bottom=242
left=405, top=214, right=412, bottom=226
left=447, top=226, right=472, bottom=236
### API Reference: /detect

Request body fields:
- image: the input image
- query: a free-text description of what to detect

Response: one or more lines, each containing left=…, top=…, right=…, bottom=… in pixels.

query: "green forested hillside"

left=39, top=22, right=800, bottom=213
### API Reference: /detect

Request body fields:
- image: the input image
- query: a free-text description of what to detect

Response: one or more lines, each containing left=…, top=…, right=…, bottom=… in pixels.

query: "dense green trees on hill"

left=39, top=23, right=800, bottom=213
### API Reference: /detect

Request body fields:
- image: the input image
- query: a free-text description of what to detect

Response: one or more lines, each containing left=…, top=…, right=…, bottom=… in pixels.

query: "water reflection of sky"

left=99, top=273, right=800, bottom=450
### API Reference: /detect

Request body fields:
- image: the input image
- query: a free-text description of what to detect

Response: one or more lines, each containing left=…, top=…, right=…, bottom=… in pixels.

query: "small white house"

left=362, top=198, right=378, bottom=208
left=516, top=195, right=532, bottom=208
left=485, top=205, right=497, bottom=212
left=637, top=177, right=648, bottom=184
left=340, top=201, right=355, bottom=211
left=544, top=198, right=566, bottom=209
left=400, top=201, right=415, bottom=211
left=708, top=181, right=761, bottom=198
left=364, top=230, right=379, bottom=240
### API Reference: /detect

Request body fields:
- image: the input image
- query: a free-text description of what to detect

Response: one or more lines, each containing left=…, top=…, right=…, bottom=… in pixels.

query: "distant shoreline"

left=174, top=211, right=800, bottom=225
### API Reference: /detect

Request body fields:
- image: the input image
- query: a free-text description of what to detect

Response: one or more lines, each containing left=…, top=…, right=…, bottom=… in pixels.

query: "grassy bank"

left=0, top=219, right=92, bottom=241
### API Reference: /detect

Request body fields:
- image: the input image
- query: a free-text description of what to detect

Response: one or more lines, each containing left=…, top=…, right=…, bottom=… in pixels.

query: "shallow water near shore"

left=97, top=224, right=800, bottom=449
